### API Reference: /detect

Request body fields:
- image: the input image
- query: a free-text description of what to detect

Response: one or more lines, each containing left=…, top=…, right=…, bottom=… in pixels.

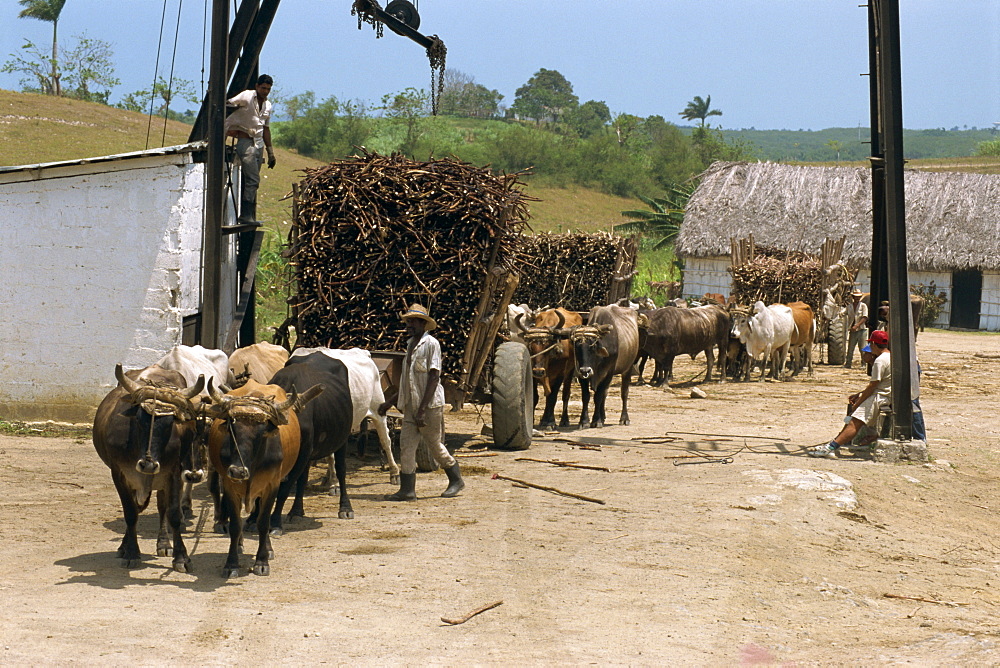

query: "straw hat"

left=850, top=289, right=864, bottom=297
left=399, top=303, right=437, bottom=330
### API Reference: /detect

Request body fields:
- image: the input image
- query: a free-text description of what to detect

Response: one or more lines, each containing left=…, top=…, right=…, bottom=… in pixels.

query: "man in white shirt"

left=843, top=289, right=869, bottom=369
left=378, top=304, right=464, bottom=500
left=225, top=74, right=276, bottom=225
left=810, top=330, right=891, bottom=459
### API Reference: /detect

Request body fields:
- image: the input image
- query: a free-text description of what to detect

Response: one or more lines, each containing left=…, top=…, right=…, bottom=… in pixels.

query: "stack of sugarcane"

left=512, top=232, right=636, bottom=311
left=289, top=151, right=532, bottom=378
left=728, top=245, right=823, bottom=310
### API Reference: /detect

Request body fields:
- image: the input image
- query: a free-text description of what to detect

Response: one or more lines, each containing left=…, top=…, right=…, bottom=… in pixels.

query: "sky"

left=2, top=1, right=999, bottom=131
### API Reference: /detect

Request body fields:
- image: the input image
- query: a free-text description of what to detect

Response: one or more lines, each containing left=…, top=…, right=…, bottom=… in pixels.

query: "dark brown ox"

left=207, top=379, right=322, bottom=578
left=92, top=365, right=204, bottom=571
left=516, top=307, right=586, bottom=429
left=572, top=305, right=639, bottom=428
left=641, top=305, right=731, bottom=384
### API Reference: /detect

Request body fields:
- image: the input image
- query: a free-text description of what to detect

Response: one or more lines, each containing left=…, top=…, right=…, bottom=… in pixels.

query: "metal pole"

left=202, top=0, right=229, bottom=348
left=875, top=0, right=913, bottom=440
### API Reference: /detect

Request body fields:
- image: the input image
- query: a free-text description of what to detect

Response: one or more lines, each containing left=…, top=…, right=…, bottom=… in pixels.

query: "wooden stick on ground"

left=883, top=593, right=968, bottom=607
left=454, top=451, right=499, bottom=458
left=515, top=457, right=610, bottom=472
left=492, top=473, right=606, bottom=505
left=441, top=600, right=504, bottom=625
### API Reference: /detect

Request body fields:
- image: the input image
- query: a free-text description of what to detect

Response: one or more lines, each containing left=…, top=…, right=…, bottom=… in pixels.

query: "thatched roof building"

left=676, top=161, right=1000, bottom=331
left=678, top=161, right=1000, bottom=272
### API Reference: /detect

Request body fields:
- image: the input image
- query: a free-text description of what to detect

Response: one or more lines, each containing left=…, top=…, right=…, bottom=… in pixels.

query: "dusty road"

left=2, top=330, right=1000, bottom=665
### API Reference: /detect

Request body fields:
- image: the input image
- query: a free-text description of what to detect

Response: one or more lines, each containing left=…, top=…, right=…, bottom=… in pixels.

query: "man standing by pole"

left=225, top=74, right=276, bottom=226
left=379, top=304, right=465, bottom=500
left=844, top=289, right=869, bottom=369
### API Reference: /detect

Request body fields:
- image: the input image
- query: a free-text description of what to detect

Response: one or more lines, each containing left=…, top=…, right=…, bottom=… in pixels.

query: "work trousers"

left=846, top=326, right=868, bottom=368
left=234, top=137, right=262, bottom=224
left=399, top=405, right=456, bottom=475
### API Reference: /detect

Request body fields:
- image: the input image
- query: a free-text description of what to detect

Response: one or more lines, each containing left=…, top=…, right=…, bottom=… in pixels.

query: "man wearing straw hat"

left=844, top=289, right=869, bottom=369
left=378, top=303, right=465, bottom=500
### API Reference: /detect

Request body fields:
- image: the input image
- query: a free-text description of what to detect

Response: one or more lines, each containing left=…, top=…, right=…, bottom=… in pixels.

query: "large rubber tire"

left=491, top=342, right=533, bottom=451
left=827, top=314, right=846, bottom=366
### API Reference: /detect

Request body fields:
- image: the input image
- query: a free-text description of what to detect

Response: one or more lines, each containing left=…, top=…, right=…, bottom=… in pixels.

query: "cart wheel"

left=491, top=341, right=533, bottom=451
left=827, top=314, right=846, bottom=366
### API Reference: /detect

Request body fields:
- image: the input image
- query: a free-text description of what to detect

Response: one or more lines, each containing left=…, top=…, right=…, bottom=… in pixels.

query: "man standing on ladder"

left=225, top=74, right=276, bottom=226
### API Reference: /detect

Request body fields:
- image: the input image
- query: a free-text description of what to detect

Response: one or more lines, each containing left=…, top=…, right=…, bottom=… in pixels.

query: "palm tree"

left=18, top=0, right=67, bottom=96
left=679, top=95, right=722, bottom=127
left=826, top=139, right=844, bottom=164
left=614, top=182, right=696, bottom=250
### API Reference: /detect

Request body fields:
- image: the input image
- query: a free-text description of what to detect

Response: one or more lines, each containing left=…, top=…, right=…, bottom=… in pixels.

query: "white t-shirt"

left=225, top=89, right=272, bottom=142
left=870, top=351, right=891, bottom=404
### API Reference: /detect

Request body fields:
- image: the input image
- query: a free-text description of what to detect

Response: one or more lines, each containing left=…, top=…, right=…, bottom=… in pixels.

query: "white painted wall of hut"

left=981, top=271, right=1000, bottom=331
left=681, top=259, right=973, bottom=330
left=0, top=150, right=226, bottom=422
left=682, top=257, right=733, bottom=300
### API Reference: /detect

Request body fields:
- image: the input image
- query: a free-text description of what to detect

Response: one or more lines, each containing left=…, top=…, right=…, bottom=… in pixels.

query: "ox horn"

left=207, top=377, right=227, bottom=405
left=554, top=309, right=566, bottom=330
left=181, top=375, right=206, bottom=400
left=273, top=387, right=299, bottom=415
left=114, top=364, right=142, bottom=396
left=514, top=312, right=528, bottom=333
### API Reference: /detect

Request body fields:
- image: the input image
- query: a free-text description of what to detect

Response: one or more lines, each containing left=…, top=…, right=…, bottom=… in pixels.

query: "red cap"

left=868, top=330, right=889, bottom=346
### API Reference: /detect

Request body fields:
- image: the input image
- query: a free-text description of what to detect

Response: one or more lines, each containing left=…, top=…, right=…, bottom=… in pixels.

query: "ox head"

left=115, top=364, right=204, bottom=476
left=519, top=309, right=567, bottom=383
left=570, top=324, right=613, bottom=380
left=207, top=381, right=323, bottom=483
left=728, top=304, right=751, bottom=342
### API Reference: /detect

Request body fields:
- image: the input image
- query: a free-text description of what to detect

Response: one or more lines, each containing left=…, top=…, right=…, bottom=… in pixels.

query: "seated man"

left=810, top=330, right=891, bottom=459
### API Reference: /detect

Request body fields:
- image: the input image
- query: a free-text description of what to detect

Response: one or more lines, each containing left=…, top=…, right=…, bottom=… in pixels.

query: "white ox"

left=731, top=301, right=795, bottom=381
left=503, top=303, right=533, bottom=344
left=153, top=345, right=231, bottom=517
left=290, top=347, right=400, bottom=487
left=228, top=341, right=289, bottom=386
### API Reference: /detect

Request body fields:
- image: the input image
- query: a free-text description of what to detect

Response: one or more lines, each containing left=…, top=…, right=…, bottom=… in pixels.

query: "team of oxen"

left=92, top=342, right=401, bottom=578
left=509, top=295, right=819, bottom=434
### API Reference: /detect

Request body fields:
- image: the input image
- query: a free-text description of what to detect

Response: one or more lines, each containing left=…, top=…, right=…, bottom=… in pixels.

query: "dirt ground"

left=2, top=329, right=1000, bottom=665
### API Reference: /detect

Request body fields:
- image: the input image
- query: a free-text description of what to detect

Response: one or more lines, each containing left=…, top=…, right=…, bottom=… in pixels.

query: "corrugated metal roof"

left=0, top=141, right=207, bottom=175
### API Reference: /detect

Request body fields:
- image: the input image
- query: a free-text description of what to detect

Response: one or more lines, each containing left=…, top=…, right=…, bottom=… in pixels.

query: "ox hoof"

left=253, top=562, right=270, bottom=576
left=118, top=557, right=141, bottom=569
left=591, top=422, right=605, bottom=429
left=156, top=546, right=172, bottom=558
left=172, top=559, right=190, bottom=573
left=619, top=418, right=630, bottom=426
left=389, top=474, right=401, bottom=485
left=268, top=526, right=284, bottom=537
left=338, top=509, right=355, bottom=520
left=213, top=522, right=228, bottom=534
left=222, top=567, right=241, bottom=579
left=328, top=486, right=340, bottom=497
left=182, top=506, right=195, bottom=520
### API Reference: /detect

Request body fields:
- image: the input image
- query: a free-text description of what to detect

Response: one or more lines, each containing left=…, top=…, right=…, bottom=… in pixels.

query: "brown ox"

left=703, top=293, right=727, bottom=306
left=516, top=307, right=585, bottom=429
left=207, top=379, right=322, bottom=578
left=572, top=305, right=639, bottom=428
left=786, top=301, right=816, bottom=376
left=228, top=341, right=290, bottom=387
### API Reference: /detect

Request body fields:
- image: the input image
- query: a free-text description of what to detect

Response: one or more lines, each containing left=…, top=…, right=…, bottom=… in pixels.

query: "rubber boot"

left=385, top=473, right=417, bottom=501
left=441, top=464, right=465, bottom=498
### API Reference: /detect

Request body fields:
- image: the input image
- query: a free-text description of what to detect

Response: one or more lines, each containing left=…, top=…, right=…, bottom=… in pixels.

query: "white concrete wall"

left=981, top=272, right=1000, bottom=331
left=0, top=155, right=207, bottom=421
left=682, top=257, right=732, bottom=299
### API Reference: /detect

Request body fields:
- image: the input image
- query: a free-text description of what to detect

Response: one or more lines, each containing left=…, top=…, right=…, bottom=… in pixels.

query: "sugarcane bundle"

left=728, top=245, right=823, bottom=309
left=513, top=232, right=638, bottom=311
left=288, top=151, right=532, bottom=377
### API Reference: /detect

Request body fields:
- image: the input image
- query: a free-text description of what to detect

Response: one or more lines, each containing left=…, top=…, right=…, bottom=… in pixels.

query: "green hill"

left=0, top=89, right=641, bottom=233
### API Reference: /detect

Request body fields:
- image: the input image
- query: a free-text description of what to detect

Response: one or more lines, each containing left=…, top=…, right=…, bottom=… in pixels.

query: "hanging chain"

left=427, top=36, right=447, bottom=116
left=352, top=0, right=384, bottom=38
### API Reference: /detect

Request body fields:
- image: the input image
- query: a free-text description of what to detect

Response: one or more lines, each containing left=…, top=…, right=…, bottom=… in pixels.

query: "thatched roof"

left=678, top=161, right=1000, bottom=271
